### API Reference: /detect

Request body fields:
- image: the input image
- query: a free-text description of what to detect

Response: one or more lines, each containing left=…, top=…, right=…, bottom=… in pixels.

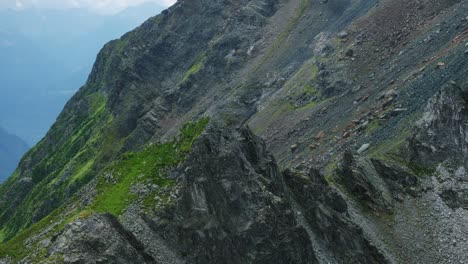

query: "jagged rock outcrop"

left=403, top=81, right=468, bottom=211
left=33, top=127, right=389, bottom=264
left=284, top=169, right=386, bottom=263
left=407, top=82, right=468, bottom=169
left=335, top=152, right=418, bottom=213
left=36, top=127, right=317, bottom=263
left=148, top=127, right=317, bottom=263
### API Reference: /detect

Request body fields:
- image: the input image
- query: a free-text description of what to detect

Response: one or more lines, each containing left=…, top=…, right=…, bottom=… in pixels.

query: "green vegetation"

left=297, top=97, right=331, bottom=111
left=309, top=64, right=319, bottom=80
left=272, top=101, right=296, bottom=118
left=93, top=117, right=210, bottom=216
left=94, top=37, right=131, bottom=88
left=282, top=61, right=318, bottom=94
left=365, top=120, right=380, bottom=134
left=0, top=206, right=99, bottom=263
left=304, top=84, right=318, bottom=96
left=0, top=207, right=66, bottom=262
left=114, top=38, right=129, bottom=53
left=0, top=117, right=210, bottom=261
left=180, top=52, right=207, bottom=84
left=68, top=159, right=95, bottom=185
left=0, top=92, right=110, bottom=243
left=368, top=112, right=435, bottom=176
left=324, top=161, right=338, bottom=186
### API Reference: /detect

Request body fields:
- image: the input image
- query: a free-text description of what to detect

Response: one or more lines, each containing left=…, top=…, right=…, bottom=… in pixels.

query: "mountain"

left=0, top=0, right=467, bottom=263
left=0, top=127, right=28, bottom=183
left=0, top=2, right=165, bottom=145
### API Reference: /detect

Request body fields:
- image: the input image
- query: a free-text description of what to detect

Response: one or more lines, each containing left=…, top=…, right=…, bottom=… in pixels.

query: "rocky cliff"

left=1, top=0, right=467, bottom=263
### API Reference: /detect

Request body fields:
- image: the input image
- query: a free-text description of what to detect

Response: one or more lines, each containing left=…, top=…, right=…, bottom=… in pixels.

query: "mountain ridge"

left=0, top=0, right=467, bottom=263
left=0, top=2, right=165, bottom=144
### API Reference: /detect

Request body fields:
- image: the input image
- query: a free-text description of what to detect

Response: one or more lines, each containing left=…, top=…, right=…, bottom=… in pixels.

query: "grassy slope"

left=0, top=92, right=111, bottom=242
left=0, top=117, right=209, bottom=262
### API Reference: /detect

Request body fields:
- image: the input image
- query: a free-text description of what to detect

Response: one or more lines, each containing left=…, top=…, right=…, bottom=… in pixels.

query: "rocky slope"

left=0, top=128, right=28, bottom=183
left=1, top=0, right=468, bottom=263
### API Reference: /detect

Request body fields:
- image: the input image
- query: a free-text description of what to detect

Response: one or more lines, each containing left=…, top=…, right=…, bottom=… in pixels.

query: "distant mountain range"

left=0, top=127, right=28, bottom=182
left=0, top=2, right=164, bottom=145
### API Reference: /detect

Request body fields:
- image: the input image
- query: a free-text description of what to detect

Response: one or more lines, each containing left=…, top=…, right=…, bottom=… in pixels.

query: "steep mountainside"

left=0, top=0, right=467, bottom=263
left=0, top=3, right=164, bottom=144
left=0, top=128, right=28, bottom=183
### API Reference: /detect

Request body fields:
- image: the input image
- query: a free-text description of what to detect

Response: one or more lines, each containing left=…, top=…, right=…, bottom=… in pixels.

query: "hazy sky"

left=0, top=0, right=176, bottom=14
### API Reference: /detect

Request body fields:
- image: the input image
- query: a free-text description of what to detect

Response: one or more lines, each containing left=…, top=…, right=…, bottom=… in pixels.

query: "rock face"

left=335, top=152, right=418, bottom=213
left=407, top=82, right=468, bottom=168
left=284, top=169, right=386, bottom=263
left=38, top=127, right=386, bottom=263
left=1, top=0, right=468, bottom=263
left=153, top=127, right=316, bottom=264
left=47, top=214, right=156, bottom=264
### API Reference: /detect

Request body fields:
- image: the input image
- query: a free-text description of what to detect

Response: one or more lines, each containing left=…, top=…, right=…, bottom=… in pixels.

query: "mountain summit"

left=0, top=0, right=467, bottom=263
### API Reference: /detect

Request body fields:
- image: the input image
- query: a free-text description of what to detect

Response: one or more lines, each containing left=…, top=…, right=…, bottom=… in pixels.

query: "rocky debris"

left=120, top=205, right=184, bottom=264
left=104, top=173, right=116, bottom=185
left=339, top=85, right=401, bottom=141
left=436, top=62, right=445, bottom=69
left=391, top=108, right=407, bottom=116
left=309, top=142, right=320, bottom=150
left=0, top=258, right=11, bottom=264
left=337, top=31, right=349, bottom=39
left=439, top=188, right=468, bottom=209
left=432, top=165, right=468, bottom=210
left=357, top=143, right=370, bottom=154
left=345, top=49, right=354, bottom=57
left=356, top=162, right=468, bottom=264
left=314, top=131, right=326, bottom=141
left=290, top=144, right=298, bottom=153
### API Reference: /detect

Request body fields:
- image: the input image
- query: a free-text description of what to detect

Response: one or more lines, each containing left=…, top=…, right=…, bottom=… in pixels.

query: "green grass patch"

left=304, top=84, right=319, bottom=96
left=0, top=206, right=98, bottom=263
left=272, top=101, right=296, bottom=118
left=368, top=112, right=435, bottom=176
left=0, top=118, right=209, bottom=261
left=0, top=92, right=110, bottom=243
left=324, top=161, right=338, bottom=186
left=93, top=117, right=210, bottom=216
left=180, top=52, right=207, bottom=84
left=68, top=158, right=95, bottom=184
left=88, top=93, right=106, bottom=114
left=366, top=120, right=380, bottom=134
left=0, top=207, right=65, bottom=262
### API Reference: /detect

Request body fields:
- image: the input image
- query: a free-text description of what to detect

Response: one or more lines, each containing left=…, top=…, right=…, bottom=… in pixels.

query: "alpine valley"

left=0, top=0, right=467, bottom=263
